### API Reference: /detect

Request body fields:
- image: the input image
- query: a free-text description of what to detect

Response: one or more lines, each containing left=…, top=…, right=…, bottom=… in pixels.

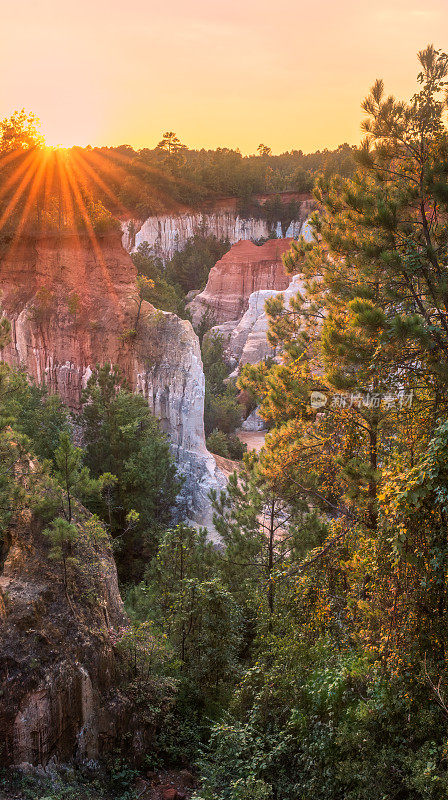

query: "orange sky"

left=2, top=0, right=447, bottom=154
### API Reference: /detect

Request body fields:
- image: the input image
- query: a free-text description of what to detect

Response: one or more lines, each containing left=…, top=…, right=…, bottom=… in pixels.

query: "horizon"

left=2, top=0, right=447, bottom=154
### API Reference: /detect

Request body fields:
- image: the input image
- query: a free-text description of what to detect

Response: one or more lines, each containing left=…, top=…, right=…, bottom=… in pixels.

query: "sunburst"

left=0, top=134, right=148, bottom=323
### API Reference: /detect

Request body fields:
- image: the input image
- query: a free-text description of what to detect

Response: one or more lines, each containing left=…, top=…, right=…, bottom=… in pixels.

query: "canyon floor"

left=213, top=428, right=266, bottom=479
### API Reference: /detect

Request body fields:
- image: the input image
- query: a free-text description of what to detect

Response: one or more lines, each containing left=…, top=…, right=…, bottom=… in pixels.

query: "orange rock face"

left=0, top=233, right=138, bottom=406
left=188, top=238, right=294, bottom=325
left=0, top=233, right=224, bottom=529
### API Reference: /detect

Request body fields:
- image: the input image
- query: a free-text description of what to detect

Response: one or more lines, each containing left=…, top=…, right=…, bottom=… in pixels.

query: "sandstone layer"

left=122, top=193, right=314, bottom=262
left=0, top=233, right=223, bottom=530
left=188, top=238, right=296, bottom=326
left=210, top=274, right=307, bottom=375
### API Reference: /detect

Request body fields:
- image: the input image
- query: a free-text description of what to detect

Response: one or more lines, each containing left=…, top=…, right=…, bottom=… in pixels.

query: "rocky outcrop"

left=241, top=407, right=268, bottom=432
left=210, top=274, right=307, bottom=375
left=0, top=233, right=223, bottom=530
left=122, top=194, right=314, bottom=262
left=188, top=238, right=296, bottom=326
left=0, top=498, right=127, bottom=766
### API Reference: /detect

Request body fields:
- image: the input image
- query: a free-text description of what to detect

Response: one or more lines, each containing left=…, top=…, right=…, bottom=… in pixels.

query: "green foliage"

left=201, top=333, right=229, bottom=395
left=0, top=358, right=70, bottom=546
left=165, top=234, right=230, bottom=293
left=128, top=525, right=240, bottom=698
left=0, top=315, right=11, bottom=349
left=132, top=243, right=187, bottom=316
left=206, top=429, right=247, bottom=460
left=131, top=242, right=186, bottom=315
left=0, top=766, right=123, bottom=800
left=0, top=429, right=22, bottom=548
left=197, top=640, right=448, bottom=800
left=80, top=365, right=179, bottom=579
left=43, top=516, right=80, bottom=591
left=54, top=431, right=97, bottom=522
left=201, top=333, right=243, bottom=438
left=132, top=235, right=230, bottom=316
left=204, top=390, right=243, bottom=437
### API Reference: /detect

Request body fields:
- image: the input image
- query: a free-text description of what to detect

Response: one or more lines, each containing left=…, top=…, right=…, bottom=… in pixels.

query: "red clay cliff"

left=188, top=238, right=295, bottom=326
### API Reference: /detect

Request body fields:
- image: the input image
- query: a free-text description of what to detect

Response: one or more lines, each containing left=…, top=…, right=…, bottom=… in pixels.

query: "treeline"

left=94, top=139, right=355, bottom=218
left=0, top=111, right=355, bottom=240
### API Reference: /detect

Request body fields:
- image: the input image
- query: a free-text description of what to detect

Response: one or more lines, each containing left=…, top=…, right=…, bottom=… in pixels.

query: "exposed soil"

left=237, top=429, right=266, bottom=453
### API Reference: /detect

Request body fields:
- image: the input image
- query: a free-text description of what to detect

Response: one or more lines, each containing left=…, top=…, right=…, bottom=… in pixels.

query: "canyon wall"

left=0, top=490, right=129, bottom=766
left=188, top=238, right=296, bottom=326
left=0, top=233, right=223, bottom=531
left=210, top=274, right=307, bottom=376
left=122, top=194, right=314, bottom=262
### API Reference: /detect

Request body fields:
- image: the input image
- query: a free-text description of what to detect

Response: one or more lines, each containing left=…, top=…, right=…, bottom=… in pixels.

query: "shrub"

left=207, top=430, right=246, bottom=460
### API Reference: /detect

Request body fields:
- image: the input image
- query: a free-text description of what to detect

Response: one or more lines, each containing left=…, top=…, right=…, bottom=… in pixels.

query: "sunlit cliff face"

left=0, top=129, right=179, bottom=296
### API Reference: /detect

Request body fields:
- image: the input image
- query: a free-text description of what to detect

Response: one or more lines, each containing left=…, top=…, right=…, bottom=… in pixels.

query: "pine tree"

left=43, top=516, right=79, bottom=594
left=286, top=45, right=448, bottom=391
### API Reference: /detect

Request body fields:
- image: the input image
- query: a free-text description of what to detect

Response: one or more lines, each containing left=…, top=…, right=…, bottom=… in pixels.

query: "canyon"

left=0, top=199, right=313, bottom=531
left=0, top=207, right=309, bottom=769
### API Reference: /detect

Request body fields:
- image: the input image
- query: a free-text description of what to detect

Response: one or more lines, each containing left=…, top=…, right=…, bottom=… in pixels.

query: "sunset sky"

left=2, top=0, right=447, bottom=154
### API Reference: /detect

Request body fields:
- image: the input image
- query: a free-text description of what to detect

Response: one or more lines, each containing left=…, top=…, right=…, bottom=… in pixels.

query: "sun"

left=40, top=119, right=92, bottom=150
left=43, top=134, right=82, bottom=149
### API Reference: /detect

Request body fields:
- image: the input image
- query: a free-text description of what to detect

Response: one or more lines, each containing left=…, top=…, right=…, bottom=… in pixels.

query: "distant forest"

left=93, top=138, right=356, bottom=217
left=0, top=111, right=355, bottom=237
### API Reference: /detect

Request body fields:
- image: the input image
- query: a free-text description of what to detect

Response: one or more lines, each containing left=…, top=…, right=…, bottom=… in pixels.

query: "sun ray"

left=6, top=149, right=50, bottom=249
left=70, top=149, right=129, bottom=217
left=0, top=150, right=41, bottom=232
left=43, top=149, right=56, bottom=211
left=62, top=156, right=123, bottom=316
left=0, top=146, right=36, bottom=173
left=80, top=148, right=132, bottom=196
left=84, top=146, right=179, bottom=218
left=0, top=147, right=40, bottom=207
left=54, top=150, right=95, bottom=309
left=55, top=150, right=76, bottom=230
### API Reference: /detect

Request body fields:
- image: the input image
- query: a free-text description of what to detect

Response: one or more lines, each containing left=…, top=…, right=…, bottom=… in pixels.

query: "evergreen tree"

left=43, top=516, right=79, bottom=594
left=54, top=431, right=94, bottom=522
left=129, top=524, right=239, bottom=696
left=80, top=365, right=179, bottom=578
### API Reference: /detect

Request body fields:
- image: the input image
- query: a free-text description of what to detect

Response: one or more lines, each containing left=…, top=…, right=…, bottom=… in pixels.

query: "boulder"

left=241, top=407, right=268, bottom=432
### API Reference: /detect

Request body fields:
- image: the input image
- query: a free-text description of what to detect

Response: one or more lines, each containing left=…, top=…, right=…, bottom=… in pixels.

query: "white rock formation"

left=122, top=201, right=314, bottom=262
left=133, top=311, right=226, bottom=537
left=241, top=407, right=268, bottom=432
left=210, top=274, right=307, bottom=376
